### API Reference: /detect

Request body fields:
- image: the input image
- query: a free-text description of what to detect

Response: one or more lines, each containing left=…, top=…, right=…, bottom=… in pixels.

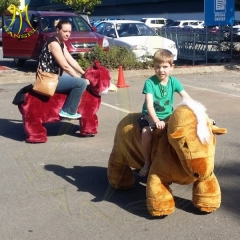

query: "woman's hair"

left=54, top=19, right=71, bottom=30
left=153, top=49, right=174, bottom=65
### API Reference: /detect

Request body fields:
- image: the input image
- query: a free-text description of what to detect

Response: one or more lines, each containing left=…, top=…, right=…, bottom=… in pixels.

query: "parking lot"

left=0, top=66, right=240, bottom=239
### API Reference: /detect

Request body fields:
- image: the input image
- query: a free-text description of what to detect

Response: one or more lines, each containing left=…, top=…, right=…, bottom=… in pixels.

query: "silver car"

left=95, top=20, right=178, bottom=60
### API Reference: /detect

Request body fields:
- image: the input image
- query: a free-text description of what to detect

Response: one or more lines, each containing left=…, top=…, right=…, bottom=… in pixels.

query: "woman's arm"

left=48, top=42, right=82, bottom=77
left=63, top=46, right=85, bottom=75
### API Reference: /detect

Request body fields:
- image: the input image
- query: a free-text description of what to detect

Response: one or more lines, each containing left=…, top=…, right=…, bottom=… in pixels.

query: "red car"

left=1, top=10, right=109, bottom=66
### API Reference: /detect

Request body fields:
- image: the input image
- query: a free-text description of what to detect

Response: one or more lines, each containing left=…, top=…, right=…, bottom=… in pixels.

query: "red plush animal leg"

left=23, top=118, right=48, bottom=143
left=192, top=173, right=221, bottom=212
left=78, top=90, right=101, bottom=136
left=19, top=93, right=48, bottom=143
left=146, top=173, right=175, bottom=216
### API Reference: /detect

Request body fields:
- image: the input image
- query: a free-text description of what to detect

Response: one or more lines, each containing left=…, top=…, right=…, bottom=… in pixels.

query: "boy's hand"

left=155, top=120, right=165, bottom=129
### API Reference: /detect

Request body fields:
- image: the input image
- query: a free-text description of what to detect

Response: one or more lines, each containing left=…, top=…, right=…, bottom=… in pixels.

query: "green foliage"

left=78, top=45, right=153, bottom=70
left=0, top=0, right=20, bottom=15
left=51, top=0, right=101, bottom=13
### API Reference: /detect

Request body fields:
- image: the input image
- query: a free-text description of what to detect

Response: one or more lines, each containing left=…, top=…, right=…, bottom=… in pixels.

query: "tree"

left=0, top=0, right=20, bottom=15
left=51, top=0, right=101, bottom=13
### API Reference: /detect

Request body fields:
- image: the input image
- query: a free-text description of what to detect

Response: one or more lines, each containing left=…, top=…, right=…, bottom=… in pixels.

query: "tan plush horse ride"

left=107, top=98, right=227, bottom=217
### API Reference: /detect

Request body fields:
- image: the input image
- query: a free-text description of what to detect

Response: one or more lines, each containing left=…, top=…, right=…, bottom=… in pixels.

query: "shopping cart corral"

left=158, top=28, right=232, bottom=65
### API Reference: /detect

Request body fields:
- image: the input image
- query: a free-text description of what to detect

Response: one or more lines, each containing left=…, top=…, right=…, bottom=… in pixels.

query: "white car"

left=140, top=18, right=169, bottom=30
left=183, top=21, right=204, bottom=29
left=167, top=20, right=202, bottom=29
left=231, top=20, right=240, bottom=37
left=95, top=20, right=178, bottom=60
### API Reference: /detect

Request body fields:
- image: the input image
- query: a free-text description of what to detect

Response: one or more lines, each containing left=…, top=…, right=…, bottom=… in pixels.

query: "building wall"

left=91, top=0, right=203, bottom=17
left=22, top=0, right=240, bottom=22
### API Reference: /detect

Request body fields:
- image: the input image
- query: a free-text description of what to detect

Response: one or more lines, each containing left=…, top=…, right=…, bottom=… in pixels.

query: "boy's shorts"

left=137, top=114, right=158, bottom=132
left=137, top=114, right=169, bottom=132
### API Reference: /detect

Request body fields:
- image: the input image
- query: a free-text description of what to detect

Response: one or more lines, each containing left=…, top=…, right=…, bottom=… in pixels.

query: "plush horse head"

left=167, top=98, right=227, bottom=180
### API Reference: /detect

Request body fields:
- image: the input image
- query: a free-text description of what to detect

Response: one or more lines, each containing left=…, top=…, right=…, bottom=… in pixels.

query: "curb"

left=0, top=64, right=239, bottom=85
left=109, top=64, right=235, bottom=81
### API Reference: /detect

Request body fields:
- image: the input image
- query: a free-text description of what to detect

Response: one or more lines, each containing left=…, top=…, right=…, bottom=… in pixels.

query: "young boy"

left=138, top=49, right=191, bottom=177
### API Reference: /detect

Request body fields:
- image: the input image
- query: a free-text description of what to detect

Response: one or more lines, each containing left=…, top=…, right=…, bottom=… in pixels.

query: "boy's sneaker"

left=59, top=109, right=82, bottom=119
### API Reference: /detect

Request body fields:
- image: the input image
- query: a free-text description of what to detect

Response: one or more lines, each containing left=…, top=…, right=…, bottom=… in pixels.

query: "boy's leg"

left=139, top=126, right=152, bottom=177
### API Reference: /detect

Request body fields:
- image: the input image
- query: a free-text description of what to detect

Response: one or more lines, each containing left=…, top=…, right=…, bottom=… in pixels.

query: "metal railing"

left=157, top=28, right=233, bottom=65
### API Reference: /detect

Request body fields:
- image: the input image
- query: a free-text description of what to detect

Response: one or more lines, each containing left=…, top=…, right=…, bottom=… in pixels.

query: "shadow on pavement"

left=0, top=118, right=81, bottom=142
left=0, top=60, right=37, bottom=73
left=44, top=164, right=152, bottom=218
left=44, top=164, right=216, bottom=219
left=0, top=119, right=26, bottom=141
left=215, top=164, right=240, bottom=221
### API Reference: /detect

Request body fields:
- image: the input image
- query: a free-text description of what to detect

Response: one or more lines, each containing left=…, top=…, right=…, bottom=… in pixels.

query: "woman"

left=38, top=19, right=89, bottom=119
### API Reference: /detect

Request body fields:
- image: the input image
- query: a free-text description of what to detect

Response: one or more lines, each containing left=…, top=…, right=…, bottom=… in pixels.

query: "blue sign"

left=204, top=0, right=235, bottom=26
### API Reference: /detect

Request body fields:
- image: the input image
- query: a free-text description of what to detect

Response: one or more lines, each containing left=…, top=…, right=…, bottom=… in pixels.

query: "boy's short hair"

left=153, top=49, right=174, bottom=65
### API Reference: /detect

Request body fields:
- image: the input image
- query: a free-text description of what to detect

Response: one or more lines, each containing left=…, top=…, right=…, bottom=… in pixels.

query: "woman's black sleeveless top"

left=38, top=36, right=64, bottom=75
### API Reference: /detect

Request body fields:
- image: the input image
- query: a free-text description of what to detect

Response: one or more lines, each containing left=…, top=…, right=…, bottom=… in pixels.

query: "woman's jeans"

left=56, top=73, right=87, bottom=114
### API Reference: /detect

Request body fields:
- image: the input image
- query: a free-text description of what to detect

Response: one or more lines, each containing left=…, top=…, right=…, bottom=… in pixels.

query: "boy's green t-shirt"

left=142, top=75, right=184, bottom=120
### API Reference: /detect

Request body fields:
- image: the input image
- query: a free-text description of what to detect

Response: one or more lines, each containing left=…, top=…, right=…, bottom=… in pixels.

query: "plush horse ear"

left=212, top=125, right=227, bottom=135
left=169, top=127, right=185, bottom=139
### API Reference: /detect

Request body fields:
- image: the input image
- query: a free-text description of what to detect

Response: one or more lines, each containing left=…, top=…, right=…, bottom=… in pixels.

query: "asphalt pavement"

left=0, top=63, right=240, bottom=240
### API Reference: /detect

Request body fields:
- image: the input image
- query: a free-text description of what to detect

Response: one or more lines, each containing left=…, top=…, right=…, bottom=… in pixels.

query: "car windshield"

left=116, top=23, right=157, bottom=37
left=170, top=21, right=181, bottom=27
left=39, top=16, right=92, bottom=32
left=190, top=22, right=200, bottom=26
left=3, top=14, right=92, bottom=34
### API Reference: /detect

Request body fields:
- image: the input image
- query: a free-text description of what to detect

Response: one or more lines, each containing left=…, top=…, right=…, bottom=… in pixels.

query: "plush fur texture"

left=78, top=60, right=111, bottom=137
left=107, top=98, right=227, bottom=217
left=17, top=60, right=111, bottom=143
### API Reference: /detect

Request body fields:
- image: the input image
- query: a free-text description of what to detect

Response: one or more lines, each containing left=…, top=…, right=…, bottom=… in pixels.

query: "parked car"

left=166, top=20, right=203, bottom=29
left=183, top=21, right=204, bottom=29
left=201, top=25, right=229, bottom=40
left=231, top=20, right=240, bottom=38
left=95, top=20, right=178, bottom=60
left=2, top=10, right=109, bottom=66
left=140, top=18, right=171, bottom=31
left=0, top=27, right=2, bottom=44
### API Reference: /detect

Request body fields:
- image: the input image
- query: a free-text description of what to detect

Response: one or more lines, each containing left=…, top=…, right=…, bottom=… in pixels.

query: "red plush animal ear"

left=94, top=60, right=100, bottom=68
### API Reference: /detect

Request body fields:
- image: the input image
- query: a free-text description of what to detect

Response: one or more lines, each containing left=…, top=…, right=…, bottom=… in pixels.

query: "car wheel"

left=14, top=58, right=26, bottom=67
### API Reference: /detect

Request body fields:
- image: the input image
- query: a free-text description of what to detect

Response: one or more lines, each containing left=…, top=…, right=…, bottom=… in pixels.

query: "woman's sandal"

left=138, top=168, right=149, bottom=177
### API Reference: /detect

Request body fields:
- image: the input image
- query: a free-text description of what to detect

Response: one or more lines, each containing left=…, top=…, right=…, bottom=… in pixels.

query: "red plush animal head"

left=84, top=60, right=111, bottom=96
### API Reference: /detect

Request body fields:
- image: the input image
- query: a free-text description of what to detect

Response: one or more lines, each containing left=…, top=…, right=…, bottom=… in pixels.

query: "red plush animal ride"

left=14, top=60, right=112, bottom=143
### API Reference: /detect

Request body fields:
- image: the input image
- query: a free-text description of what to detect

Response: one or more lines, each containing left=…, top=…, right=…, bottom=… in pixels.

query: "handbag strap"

left=37, top=64, right=60, bottom=76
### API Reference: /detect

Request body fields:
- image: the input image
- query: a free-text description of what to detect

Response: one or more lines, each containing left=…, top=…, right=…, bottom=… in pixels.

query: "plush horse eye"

left=183, top=142, right=188, bottom=148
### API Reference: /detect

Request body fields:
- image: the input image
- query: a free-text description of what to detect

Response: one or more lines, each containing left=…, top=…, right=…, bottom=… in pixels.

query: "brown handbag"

left=33, top=67, right=59, bottom=97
